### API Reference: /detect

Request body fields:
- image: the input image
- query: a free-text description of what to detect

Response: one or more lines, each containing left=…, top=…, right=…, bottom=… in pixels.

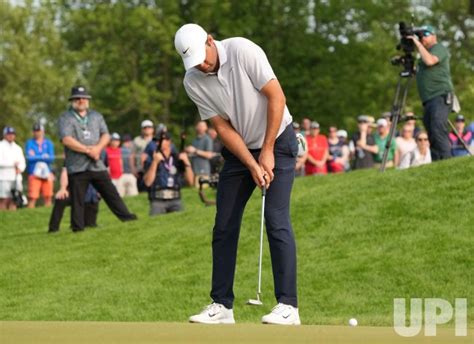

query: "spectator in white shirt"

left=0, top=127, right=26, bottom=211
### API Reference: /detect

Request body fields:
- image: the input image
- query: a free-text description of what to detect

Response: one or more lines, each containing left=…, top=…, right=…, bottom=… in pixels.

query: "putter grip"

left=262, top=186, right=266, bottom=197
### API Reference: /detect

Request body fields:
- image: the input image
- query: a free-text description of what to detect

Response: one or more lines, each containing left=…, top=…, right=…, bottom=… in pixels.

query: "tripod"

left=380, top=75, right=414, bottom=172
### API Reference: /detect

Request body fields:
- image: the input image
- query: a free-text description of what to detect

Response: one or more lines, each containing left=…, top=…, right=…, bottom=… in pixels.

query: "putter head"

left=247, top=299, right=263, bottom=306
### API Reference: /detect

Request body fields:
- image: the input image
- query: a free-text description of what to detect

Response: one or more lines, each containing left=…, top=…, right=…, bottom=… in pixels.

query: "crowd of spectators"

left=1, top=97, right=472, bottom=221
left=293, top=112, right=473, bottom=176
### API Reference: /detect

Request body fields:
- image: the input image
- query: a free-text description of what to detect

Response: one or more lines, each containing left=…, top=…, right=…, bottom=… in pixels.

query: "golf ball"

left=349, top=318, right=358, bottom=327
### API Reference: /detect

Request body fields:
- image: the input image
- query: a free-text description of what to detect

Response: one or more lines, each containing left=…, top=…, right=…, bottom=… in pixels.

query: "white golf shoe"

left=262, top=303, right=301, bottom=325
left=189, top=302, right=235, bottom=324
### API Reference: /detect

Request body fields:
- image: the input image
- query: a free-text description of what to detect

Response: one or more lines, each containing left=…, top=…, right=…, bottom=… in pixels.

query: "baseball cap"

left=141, top=119, right=154, bottom=128
left=455, top=114, right=465, bottom=122
left=377, top=118, right=388, bottom=127
left=174, top=24, right=208, bottom=71
left=310, top=121, right=320, bottom=129
left=3, top=126, right=15, bottom=135
left=292, top=122, right=300, bottom=129
left=336, top=129, right=348, bottom=139
left=420, top=25, right=436, bottom=36
left=32, top=122, right=44, bottom=131
left=357, top=115, right=370, bottom=123
left=111, top=132, right=121, bottom=141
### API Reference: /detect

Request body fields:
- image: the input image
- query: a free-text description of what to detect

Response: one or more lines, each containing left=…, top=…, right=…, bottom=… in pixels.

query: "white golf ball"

left=349, top=318, right=358, bottom=327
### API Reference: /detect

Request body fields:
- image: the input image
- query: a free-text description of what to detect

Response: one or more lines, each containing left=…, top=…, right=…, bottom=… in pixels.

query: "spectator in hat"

left=349, top=115, right=378, bottom=170
left=105, top=132, right=125, bottom=195
left=373, top=118, right=399, bottom=168
left=0, top=127, right=26, bottom=211
left=132, top=119, right=154, bottom=192
left=449, top=114, right=472, bottom=157
left=408, top=24, right=454, bottom=161
left=395, top=123, right=417, bottom=167
left=120, top=134, right=139, bottom=197
left=336, top=129, right=351, bottom=171
left=143, top=131, right=194, bottom=216
left=399, top=131, right=432, bottom=169
left=24, top=122, right=55, bottom=208
left=327, top=126, right=349, bottom=173
left=292, top=122, right=301, bottom=134
left=58, top=85, right=137, bottom=232
left=305, top=121, right=329, bottom=175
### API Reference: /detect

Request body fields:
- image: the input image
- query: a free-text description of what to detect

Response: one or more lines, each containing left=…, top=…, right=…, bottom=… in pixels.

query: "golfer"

left=175, top=24, right=300, bottom=325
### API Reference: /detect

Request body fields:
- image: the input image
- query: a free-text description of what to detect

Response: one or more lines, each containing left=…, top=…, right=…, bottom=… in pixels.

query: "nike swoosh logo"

left=283, top=314, right=291, bottom=319
left=182, top=47, right=190, bottom=54
left=208, top=312, right=218, bottom=318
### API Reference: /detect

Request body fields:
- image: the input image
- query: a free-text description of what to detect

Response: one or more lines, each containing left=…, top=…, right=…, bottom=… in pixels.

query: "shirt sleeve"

left=431, top=44, right=448, bottom=63
left=58, top=114, right=73, bottom=139
left=237, top=38, right=277, bottom=91
left=98, top=114, right=109, bottom=135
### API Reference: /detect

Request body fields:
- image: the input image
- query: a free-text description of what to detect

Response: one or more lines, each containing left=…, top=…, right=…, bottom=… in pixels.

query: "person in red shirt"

left=105, top=133, right=124, bottom=195
left=305, top=121, right=329, bottom=175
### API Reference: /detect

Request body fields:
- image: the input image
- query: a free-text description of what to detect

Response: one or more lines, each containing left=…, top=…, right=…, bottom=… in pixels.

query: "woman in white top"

left=399, top=131, right=432, bottom=169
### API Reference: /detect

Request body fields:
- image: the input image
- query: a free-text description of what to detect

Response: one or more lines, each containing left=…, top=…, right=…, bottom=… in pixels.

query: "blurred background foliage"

left=0, top=0, right=472, bottom=147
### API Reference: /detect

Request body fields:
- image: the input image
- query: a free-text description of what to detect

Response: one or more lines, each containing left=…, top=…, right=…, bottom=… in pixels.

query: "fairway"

left=1, top=321, right=472, bottom=344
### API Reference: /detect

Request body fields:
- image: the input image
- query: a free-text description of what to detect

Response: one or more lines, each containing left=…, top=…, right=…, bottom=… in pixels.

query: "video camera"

left=198, top=174, right=219, bottom=206
left=391, top=21, right=423, bottom=77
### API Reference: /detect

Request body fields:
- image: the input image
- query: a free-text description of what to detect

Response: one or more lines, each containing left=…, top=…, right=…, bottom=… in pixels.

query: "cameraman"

left=143, top=132, right=194, bottom=216
left=408, top=25, right=454, bottom=160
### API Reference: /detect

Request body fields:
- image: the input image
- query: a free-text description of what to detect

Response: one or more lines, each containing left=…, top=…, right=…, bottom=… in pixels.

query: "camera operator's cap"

left=3, top=126, right=15, bottom=135
left=68, top=86, right=92, bottom=100
left=111, top=132, right=121, bottom=141
left=336, top=129, right=348, bottom=138
left=141, top=119, right=154, bottom=128
left=310, top=121, right=320, bottom=129
left=175, top=24, right=208, bottom=71
left=420, top=25, right=436, bottom=36
left=377, top=118, right=388, bottom=127
left=455, top=114, right=465, bottom=122
left=32, top=122, right=44, bottom=131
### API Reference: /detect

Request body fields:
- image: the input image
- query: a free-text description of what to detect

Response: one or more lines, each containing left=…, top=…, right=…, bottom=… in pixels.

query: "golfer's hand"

left=249, top=163, right=266, bottom=189
left=258, top=148, right=274, bottom=186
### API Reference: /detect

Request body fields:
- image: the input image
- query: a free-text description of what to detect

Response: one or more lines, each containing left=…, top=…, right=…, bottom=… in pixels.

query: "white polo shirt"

left=183, top=38, right=292, bottom=149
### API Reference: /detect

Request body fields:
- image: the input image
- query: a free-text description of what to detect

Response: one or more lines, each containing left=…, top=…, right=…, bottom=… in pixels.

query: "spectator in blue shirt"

left=25, top=123, right=55, bottom=208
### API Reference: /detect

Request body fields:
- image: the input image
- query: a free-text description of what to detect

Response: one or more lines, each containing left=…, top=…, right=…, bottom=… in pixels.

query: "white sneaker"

left=262, top=303, right=301, bottom=325
left=189, top=303, right=235, bottom=324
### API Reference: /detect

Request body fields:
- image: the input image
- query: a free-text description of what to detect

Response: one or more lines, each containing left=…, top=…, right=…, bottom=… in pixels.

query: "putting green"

left=0, top=321, right=471, bottom=344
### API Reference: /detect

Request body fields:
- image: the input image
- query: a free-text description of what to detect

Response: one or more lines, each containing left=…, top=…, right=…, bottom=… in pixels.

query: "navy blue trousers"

left=423, top=95, right=452, bottom=161
left=210, top=125, right=298, bottom=309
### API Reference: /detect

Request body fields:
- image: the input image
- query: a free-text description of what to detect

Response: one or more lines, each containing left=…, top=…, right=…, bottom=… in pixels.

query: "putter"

left=247, top=184, right=266, bottom=306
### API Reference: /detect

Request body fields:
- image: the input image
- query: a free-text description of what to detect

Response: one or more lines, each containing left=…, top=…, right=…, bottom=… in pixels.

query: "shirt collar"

left=215, top=40, right=227, bottom=67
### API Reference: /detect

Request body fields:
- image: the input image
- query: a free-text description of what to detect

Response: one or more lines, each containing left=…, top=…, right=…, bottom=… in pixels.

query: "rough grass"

left=0, top=157, right=472, bottom=326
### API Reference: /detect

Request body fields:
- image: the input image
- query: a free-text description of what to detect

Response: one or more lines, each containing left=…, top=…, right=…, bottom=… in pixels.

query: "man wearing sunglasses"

left=408, top=25, right=454, bottom=161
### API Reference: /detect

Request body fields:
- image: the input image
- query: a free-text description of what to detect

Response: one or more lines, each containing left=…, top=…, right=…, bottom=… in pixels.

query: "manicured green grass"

left=0, top=157, right=472, bottom=326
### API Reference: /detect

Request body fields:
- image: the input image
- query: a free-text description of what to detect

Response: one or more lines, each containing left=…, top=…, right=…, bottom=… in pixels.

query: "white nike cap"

left=174, top=24, right=208, bottom=71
